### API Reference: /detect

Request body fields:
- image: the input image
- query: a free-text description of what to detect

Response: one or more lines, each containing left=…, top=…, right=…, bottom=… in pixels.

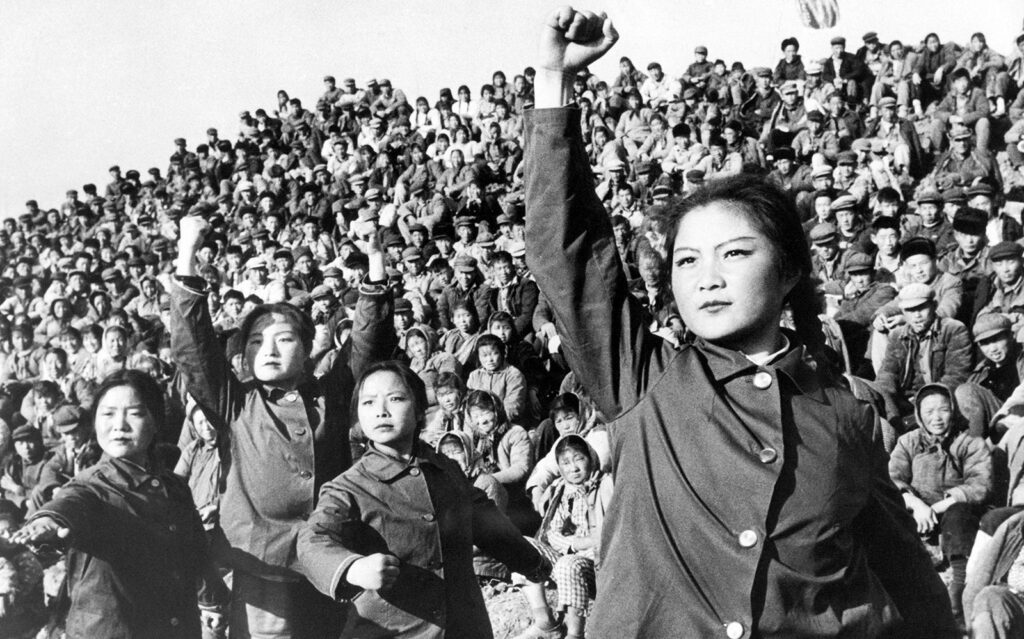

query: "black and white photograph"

left=1, top=1, right=1024, bottom=637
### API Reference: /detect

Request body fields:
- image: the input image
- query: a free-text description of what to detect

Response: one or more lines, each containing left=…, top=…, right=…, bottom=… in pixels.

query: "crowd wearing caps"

left=2, top=16, right=1024, bottom=639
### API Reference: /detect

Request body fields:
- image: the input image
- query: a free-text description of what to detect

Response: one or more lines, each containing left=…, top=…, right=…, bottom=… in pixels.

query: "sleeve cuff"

left=329, top=553, right=366, bottom=602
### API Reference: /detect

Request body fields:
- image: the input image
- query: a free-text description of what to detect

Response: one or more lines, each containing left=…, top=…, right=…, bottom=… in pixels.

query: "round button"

left=758, top=447, right=778, bottom=464
left=725, top=621, right=744, bottom=638
left=168, top=524, right=177, bottom=532
left=409, top=468, right=421, bottom=476
left=299, top=470, right=313, bottom=479
left=170, top=617, right=180, bottom=627
left=422, top=513, right=436, bottom=522
left=150, top=479, right=161, bottom=488
left=285, top=391, right=299, bottom=402
left=293, top=428, right=307, bottom=437
left=752, top=371, right=773, bottom=389
left=738, top=530, right=758, bottom=548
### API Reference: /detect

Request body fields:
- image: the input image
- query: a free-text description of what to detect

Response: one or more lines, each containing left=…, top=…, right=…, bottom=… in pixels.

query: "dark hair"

left=91, top=369, right=167, bottom=435
left=781, top=37, right=800, bottom=51
left=475, top=333, right=506, bottom=360
left=554, top=433, right=590, bottom=460
left=351, top=361, right=428, bottom=431
left=487, top=310, right=515, bottom=331
left=32, top=380, right=61, bottom=400
left=549, top=392, right=581, bottom=421
left=465, top=389, right=508, bottom=424
left=660, top=174, right=833, bottom=379
left=238, top=303, right=316, bottom=355
left=433, top=371, right=466, bottom=394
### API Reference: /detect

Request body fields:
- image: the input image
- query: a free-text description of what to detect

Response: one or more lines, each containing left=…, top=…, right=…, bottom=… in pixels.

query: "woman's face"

left=94, top=385, right=157, bottom=465
left=357, top=371, right=419, bottom=454
left=192, top=408, right=217, bottom=445
left=918, top=393, right=953, bottom=438
left=670, top=203, right=795, bottom=352
left=557, top=448, right=592, bottom=486
left=469, top=407, right=498, bottom=436
left=244, top=313, right=307, bottom=385
left=554, top=410, right=581, bottom=436
left=405, top=334, right=429, bottom=362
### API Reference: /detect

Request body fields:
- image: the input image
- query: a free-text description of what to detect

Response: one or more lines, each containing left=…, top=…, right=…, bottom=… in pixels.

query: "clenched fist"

left=539, top=7, right=618, bottom=76
left=178, top=215, right=210, bottom=255
left=346, top=553, right=401, bottom=591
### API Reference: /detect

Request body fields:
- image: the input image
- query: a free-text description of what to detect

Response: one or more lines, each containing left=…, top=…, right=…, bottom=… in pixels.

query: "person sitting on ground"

left=516, top=434, right=613, bottom=639
left=889, top=382, right=993, bottom=623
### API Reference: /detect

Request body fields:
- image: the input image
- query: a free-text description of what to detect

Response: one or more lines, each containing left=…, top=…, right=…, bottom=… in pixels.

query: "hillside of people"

left=3, top=15, right=1024, bottom=638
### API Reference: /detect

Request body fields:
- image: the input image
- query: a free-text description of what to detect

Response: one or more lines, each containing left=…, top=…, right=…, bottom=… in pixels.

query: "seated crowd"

left=2, top=24, right=1024, bottom=639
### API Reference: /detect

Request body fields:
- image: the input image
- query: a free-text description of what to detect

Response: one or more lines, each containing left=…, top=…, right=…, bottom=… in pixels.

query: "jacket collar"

left=693, top=330, right=828, bottom=403
left=360, top=440, right=445, bottom=482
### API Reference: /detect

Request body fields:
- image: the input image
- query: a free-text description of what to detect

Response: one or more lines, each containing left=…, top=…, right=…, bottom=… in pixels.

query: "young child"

left=436, top=430, right=511, bottom=583
left=405, top=326, right=462, bottom=403
left=466, top=334, right=529, bottom=424
left=518, top=434, right=613, bottom=639
left=174, top=401, right=223, bottom=534
left=297, top=361, right=550, bottom=639
left=464, top=389, right=534, bottom=488
left=12, top=370, right=228, bottom=637
left=439, top=302, right=481, bottom=368
left=422, top=372, right=467, bottom=447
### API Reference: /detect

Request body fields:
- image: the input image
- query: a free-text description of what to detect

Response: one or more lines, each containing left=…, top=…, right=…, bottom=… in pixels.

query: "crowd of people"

left=2, top=7, right=1024, bottom=638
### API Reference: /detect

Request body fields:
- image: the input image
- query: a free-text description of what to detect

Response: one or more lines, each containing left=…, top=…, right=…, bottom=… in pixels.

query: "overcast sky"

left=1, top=0, right=1020, bottom=218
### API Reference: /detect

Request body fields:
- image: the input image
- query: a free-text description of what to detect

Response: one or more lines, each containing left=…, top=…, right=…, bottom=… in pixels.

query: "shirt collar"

left=693, top=330, right=827, bottom=402
left=360, top=440, right=445, bottom=482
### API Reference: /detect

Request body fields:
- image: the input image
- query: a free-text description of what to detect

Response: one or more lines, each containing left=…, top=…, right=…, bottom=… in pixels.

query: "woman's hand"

left=535, top=7, right=618, bottom=109
left=346, top=553, right=400, bottom=591
left=10, top=516, right=70, bottom=547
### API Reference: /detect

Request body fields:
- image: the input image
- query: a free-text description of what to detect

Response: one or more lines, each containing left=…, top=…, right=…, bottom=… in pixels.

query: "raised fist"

left=178, top=215, right=210, bottom=254
left=539, top=7, right=618, bottom=77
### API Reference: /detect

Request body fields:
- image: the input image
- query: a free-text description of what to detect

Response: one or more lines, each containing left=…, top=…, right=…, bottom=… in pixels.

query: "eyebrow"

left=673, top=236, right=758, bottom=254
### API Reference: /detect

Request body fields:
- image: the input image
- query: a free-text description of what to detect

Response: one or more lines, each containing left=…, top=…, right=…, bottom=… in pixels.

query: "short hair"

left=549, top=392, right=581, bottom=421
left=351, top=361, right=428, bottom=431
left=465, top=389, right=507, bottom=424
left=433, top=371, right=466, bottom=394
left=475, top=333, right=506, bottom=358
left=554, top=433, right=591, bottom=459
left=32, top=380, right=62, bottom=400
left=491, top=250, right=513, bottom=267
left=971, top=32, right=986, bottom=43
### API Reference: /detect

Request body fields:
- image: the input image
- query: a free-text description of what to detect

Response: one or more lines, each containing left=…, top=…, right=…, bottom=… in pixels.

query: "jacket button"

left=738, top=530, right=758, bottom=548
left=409, top=468, right=421, bottom=476
left=422, top=513, right=435, bottom=522
left=752, top=372, right=772, bottom=389
left=293, top=428, right=307, bottom=437
left=150, top=478, right=161, bottom=488
left=758, top=447, right=777, bottom=464
left=725, top=621, right=744, bottom=638
left=168, top=524, right=177, bottom=532
left=299, top=470, right=312, bottom=479
left=170, top=617, right=180, bottom=627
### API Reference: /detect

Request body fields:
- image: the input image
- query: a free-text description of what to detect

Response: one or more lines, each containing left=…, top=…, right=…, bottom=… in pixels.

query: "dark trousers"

left=939, top=501, right=983, bottom=557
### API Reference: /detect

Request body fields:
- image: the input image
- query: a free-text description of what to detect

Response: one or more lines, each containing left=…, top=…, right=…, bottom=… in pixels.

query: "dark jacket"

left=436, top=280, right=491, bottom=330
left=33, top=456, right=227, bottom=639
left=486, top=276, right=539, bottom=337
left=875, top=317, right=973, bottom=402
left=523, top=107, right=956, bottom=639
left=297, top=442, right=548, bottom=639
left=169, top=279, right=394, bottom=579
left=821, top=52, right=867, bottom=83
left=834, top=281, right=897, bottom=327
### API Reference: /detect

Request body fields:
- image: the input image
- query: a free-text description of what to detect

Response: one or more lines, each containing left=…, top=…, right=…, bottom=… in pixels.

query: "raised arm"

left=170, top=215, right=241, bottom=424
left=526, top=8, right=672, bottom=419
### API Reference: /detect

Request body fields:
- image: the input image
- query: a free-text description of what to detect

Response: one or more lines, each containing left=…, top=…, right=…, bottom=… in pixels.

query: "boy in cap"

left=809, top=223, right=846, bottom=284
left=958, top=313, right=1024, bottom=438
left=1, top=426, right=51, bottom=509
left=436, top=253, right=491, bottom=331
left=977, top=242, right=1024, bottom=329
left=171, top=215, right=395, bottom=638
left=909, top=189, right=955, bottom=255
left=939, top=207, right=992, bottom=320
left=831, top=251, right=897, bottom=373
left=875, top=283, right=973, bottom=420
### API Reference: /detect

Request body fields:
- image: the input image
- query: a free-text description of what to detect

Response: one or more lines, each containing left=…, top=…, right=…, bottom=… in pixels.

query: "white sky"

left=1, top=0, right=1021, bottom=218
